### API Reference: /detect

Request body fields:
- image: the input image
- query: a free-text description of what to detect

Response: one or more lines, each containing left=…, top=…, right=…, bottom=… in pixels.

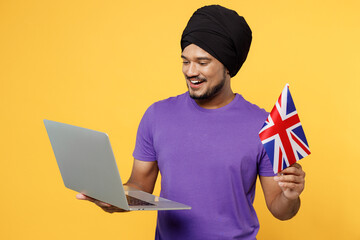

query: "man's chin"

left=189, top=91, right=209, bottom=100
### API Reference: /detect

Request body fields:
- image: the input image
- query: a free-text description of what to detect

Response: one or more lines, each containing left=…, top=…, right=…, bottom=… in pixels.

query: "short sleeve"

left=258, top=145, right=276, bottom=177
left=132, top=104, right=157, bottom=162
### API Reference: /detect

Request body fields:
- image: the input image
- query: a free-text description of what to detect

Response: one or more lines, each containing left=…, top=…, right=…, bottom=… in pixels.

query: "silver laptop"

left=44, top=119, right=191, bottom=211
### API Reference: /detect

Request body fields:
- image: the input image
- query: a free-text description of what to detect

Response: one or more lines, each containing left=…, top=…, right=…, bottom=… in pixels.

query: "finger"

left=291, top=163, right=302, bottom=169
left=274, top=174, right=304, bottom=183
left=278, top=181, right=299, bottom=189
left=76, top=193, right=98, bottom=202
left=76, top=193, right=89, bottom=200
left=280, top=167, right=300, bottom=175
left=76, top=193, right=111, bottom=207
left=94, top=201, right=111, bottom=207
left=280, top=165, right=304, bottom=176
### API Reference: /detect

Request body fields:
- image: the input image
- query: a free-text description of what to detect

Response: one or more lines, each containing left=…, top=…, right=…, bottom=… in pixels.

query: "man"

left=77, top=5, right=305, bottom=239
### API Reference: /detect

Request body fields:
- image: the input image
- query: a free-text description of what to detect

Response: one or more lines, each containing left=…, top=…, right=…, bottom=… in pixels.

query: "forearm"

left=124, top=180, right=154, bottom=193
left=269, top=192, right=300, bottom=220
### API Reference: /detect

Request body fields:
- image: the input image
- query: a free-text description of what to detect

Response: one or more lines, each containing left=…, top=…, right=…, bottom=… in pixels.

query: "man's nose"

left=185, top=63, right=199, bottom=77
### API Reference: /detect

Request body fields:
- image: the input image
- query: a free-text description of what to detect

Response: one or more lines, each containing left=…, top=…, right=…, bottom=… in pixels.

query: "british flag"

left=259, top=84, right=311, bottom=174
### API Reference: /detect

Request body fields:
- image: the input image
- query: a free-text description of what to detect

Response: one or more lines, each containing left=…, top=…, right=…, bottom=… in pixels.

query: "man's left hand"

left=274, top=163, right=306, bottom=200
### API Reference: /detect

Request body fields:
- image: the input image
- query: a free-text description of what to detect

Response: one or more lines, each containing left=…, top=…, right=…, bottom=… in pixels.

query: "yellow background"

left=1, top=0, right=359, bottom=239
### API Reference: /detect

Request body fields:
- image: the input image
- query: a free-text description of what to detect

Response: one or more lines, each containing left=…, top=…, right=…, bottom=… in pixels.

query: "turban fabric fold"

left=181, top=5, right=252, bottom=77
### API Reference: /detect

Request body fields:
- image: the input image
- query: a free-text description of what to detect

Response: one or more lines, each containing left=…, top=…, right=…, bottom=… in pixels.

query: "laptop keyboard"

left=126, top=195, right=155, bottom=206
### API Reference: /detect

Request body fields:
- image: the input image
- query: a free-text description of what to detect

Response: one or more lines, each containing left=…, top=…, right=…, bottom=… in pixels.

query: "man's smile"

left=186, top=77, right=207, bottom=89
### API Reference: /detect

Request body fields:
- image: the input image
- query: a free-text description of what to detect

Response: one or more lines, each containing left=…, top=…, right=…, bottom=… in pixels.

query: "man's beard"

left=187, top=69, right=227, bottom=100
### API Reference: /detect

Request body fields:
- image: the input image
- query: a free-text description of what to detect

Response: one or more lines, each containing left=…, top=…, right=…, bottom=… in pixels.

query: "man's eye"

left=199, top=62, right=208, bottom=66
left=182, top=61, right=189, bottom=65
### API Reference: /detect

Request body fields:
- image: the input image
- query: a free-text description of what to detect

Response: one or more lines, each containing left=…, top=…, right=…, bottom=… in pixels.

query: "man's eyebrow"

left=196, top=57, right=211, bottom=61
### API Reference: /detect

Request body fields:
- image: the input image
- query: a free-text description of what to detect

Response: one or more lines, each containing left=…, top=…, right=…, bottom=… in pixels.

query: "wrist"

left=281, top=192, right=300, bottom=215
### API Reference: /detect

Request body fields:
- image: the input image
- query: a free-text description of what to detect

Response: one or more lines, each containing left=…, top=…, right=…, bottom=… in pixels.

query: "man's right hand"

left=76, top=193, right=128, bottom=213
left=75, top=159, right=158, bottom=214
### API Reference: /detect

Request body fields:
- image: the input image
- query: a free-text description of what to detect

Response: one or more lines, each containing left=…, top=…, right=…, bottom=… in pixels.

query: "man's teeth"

left=191, top=80, right=202, bottom=84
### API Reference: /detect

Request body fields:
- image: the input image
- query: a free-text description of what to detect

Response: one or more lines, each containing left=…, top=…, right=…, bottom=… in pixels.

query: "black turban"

left=181, top=5, right=252, bottom=77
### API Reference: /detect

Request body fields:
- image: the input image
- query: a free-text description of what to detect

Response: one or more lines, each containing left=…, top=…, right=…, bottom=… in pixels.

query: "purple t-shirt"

left=133, top=92, right=275, bottom=240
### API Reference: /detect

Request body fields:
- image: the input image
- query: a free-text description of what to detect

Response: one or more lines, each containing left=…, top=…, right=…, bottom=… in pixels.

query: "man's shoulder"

left=150, top=92, right=188, bottom=110
left=142, top=92, right=188, bottom=119
left=236, top=94, right=269, bottom=118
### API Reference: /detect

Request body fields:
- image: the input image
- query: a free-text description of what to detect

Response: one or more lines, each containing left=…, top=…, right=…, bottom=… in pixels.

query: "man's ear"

left=224, top=66, right=230, bottom=77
